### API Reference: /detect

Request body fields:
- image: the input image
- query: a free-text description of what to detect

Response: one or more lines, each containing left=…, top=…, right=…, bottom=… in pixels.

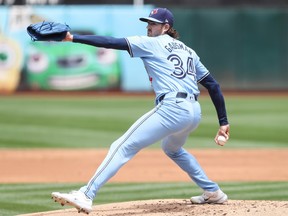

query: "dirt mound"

left=19, top=199, right=288, bottom=216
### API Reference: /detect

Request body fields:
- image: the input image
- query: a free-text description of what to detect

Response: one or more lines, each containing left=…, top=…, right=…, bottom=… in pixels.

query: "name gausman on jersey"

left=165, top=41, right=192, bottom=55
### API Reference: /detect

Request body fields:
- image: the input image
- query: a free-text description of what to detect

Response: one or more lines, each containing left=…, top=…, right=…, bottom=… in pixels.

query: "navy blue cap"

left=140, top=8, right=174, bottom=27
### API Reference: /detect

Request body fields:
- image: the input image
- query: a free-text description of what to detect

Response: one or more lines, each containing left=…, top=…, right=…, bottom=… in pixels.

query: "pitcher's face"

left=146, top=21, right=169, bottom=37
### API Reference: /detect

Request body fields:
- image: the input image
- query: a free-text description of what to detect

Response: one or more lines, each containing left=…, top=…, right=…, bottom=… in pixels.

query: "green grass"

left=0, top=94, right=287, bottom=149
left=0, top=182, right=287, bottom=216
left=0, top=94, right=287, bottom=215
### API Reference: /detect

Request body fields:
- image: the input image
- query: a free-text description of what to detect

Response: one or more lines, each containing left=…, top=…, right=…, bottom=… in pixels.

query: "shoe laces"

left=69, top=190, right=91, bottom=202
left=69, top=190, right=80, bottom=194
left=203, top=190, right=216, bottom=199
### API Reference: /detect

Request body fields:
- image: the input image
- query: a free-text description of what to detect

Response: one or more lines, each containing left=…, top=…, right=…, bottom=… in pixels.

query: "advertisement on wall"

left=0, top=5, right=153, bottom=93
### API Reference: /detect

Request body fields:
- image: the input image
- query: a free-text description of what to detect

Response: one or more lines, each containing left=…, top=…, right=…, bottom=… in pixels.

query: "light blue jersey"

left=76, top=34, right=220, bottom=200
left=126, top=34, right=210, bottom=97
left=78, top=35, right=220, bottom=200
left=51, top=8, right=228, bottom=212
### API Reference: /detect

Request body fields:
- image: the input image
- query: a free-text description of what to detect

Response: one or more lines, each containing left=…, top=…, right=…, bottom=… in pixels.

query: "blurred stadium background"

left=0, top=0, right=287, bottom=94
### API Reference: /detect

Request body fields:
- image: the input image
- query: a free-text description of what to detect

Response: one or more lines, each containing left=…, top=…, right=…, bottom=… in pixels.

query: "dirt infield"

left=1, top=149, right=288, bottom=183
left=19, top=199, right=288, bottom=216
left=1, top=148, right=288, bottom=216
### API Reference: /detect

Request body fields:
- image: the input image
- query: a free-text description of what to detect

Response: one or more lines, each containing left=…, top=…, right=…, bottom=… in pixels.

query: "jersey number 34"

left=167, top=54, right=196, bottom=80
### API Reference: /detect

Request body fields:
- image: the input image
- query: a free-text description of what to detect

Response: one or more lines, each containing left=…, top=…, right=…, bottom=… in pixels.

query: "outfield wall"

left=0, top=6, right=287, bottom=93
left=172, top=7, right=288, bottom=90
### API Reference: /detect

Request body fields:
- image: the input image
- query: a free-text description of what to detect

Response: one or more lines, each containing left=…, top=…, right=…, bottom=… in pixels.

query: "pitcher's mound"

left=19, top=199, right=288, bottom=216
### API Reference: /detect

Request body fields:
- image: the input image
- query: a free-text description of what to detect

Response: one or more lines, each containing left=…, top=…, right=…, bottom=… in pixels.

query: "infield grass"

left=0, top=94, right=288, bottom=215
left=0, top=94, right=287, bottom=149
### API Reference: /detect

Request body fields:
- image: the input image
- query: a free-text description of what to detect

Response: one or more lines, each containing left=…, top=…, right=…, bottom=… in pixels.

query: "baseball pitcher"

left=49, top=8, right=230, bottom=214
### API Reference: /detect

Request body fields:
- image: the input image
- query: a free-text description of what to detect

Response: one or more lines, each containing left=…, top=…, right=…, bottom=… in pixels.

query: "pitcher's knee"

left=161, top=143, right=181, bottom=158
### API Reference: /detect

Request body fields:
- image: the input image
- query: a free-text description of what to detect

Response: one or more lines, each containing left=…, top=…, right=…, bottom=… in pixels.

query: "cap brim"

left=139, top=17, right=164, bottom=24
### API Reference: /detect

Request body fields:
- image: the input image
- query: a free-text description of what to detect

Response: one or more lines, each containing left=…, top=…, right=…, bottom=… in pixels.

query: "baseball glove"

left=27, top=21, right=71, bottom=42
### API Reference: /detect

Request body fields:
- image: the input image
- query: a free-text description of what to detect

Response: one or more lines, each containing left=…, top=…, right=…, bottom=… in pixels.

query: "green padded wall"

left=172, top=8, right=288, bottom=90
